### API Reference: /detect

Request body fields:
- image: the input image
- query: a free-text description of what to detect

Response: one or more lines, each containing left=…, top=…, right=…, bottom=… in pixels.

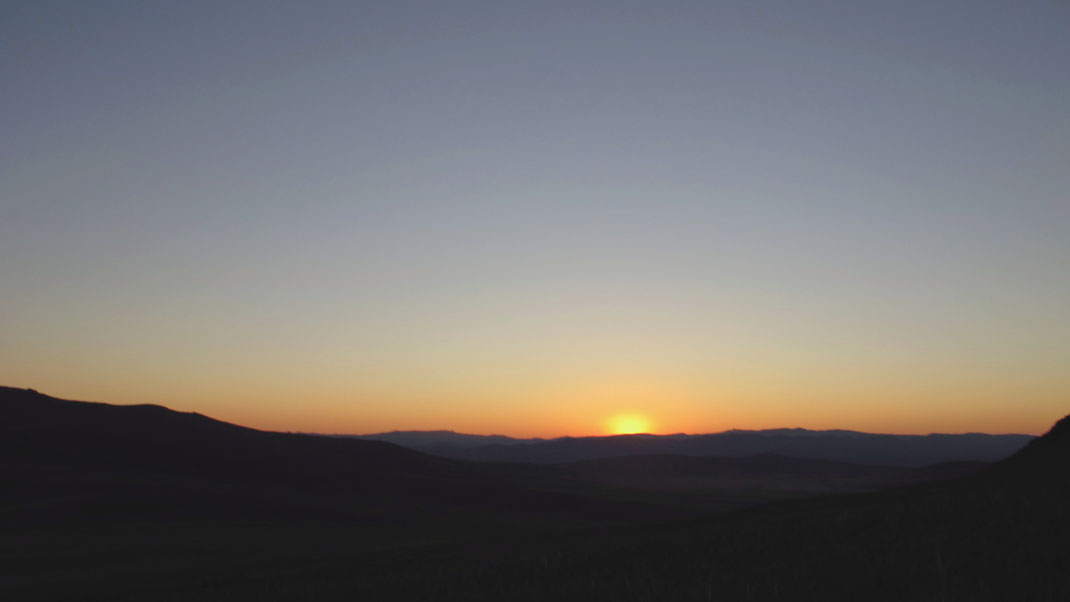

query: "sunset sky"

left=2, top=1, right=1068, bottom=437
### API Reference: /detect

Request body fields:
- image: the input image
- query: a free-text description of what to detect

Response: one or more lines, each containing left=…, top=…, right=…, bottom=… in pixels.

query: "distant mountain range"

left=351, top=428, right=1034, bottom=466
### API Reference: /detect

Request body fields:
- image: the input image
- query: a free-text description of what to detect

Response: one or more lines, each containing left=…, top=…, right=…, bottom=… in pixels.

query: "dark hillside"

left=1, top=385, right=447, bottom=479
left=993, top=414, right=1070, bottom=478
left=0, top=387, right=682, bottom=526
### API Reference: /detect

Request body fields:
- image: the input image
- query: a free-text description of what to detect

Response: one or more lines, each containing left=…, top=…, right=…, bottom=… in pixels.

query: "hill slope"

left=0, top=386, right=680, bottom=525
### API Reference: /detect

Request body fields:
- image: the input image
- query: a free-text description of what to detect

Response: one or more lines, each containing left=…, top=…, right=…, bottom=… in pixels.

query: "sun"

left=606, top=413, right=652, bottom=435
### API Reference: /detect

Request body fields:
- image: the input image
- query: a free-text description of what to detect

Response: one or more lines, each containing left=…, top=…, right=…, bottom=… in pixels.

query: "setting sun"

left=607, top=414, right=653, bottom=435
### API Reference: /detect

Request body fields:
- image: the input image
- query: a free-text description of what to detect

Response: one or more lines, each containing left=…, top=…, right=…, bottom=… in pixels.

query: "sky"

left=2, top=1, right=1068, bottom=437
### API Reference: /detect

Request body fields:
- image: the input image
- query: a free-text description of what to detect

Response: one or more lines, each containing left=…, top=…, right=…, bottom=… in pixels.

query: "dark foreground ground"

left=5, top=474, right=1067, bottom=602
left=2, top=387, right=1067, bottom=601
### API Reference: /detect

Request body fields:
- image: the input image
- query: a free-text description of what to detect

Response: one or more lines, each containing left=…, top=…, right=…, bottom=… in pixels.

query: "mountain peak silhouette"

left=1020, top=413, right=1069, bottom=453
left=990, top=414, right=1070, bottom=485
left=1046, top=413, right=1070, bottom=440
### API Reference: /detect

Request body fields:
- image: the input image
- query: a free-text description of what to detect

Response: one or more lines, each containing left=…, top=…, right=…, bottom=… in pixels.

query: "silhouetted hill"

left=1, top=385, right=450, bottom=479
left=995, top=413, right=1070, bottom=472
left=980, top=413, right=1070, bottom=500
left=347, top=429, right=539, bottom=447
left=386, top=428, right=1032, bottom=466
left=0, top=386, right=683, bottom=525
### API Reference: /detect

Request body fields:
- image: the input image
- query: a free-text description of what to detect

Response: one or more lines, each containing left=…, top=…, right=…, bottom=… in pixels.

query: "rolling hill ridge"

left=355, top=426, right=1033, bottom=466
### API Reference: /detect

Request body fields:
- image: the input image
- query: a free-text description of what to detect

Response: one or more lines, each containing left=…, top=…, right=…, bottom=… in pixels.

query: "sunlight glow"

left=607, top=413, right=652, bottom=435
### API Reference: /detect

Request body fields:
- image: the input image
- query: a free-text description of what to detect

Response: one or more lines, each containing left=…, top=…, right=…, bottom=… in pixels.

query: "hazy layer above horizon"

left=2, top=1, right=1068, bottom=437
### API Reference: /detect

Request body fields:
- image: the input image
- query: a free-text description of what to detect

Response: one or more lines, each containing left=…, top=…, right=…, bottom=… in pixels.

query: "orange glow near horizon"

left=7, top=376, right=1063, bottom=439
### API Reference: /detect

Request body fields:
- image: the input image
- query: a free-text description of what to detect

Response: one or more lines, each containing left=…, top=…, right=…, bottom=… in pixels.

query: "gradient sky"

left=2, top=1, right=1068, bottom=436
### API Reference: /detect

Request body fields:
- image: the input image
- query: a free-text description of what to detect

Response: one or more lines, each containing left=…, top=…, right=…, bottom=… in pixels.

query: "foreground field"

left=6, top=470, right=1067, bottom=602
